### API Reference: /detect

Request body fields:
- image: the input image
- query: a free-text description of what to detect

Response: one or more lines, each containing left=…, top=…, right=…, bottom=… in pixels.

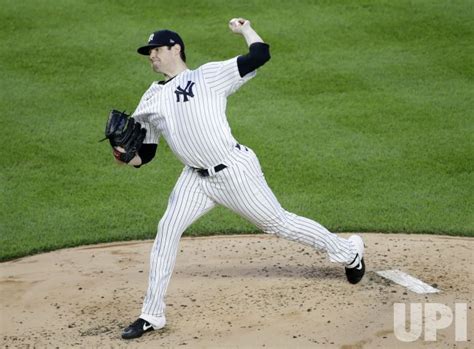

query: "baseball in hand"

left=229, top=18, right=242, bottom=25
left=228, top=17, right=249, bottom=33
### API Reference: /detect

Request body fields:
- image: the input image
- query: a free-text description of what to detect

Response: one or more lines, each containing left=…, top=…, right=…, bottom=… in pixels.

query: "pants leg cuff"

left=140, top=313, right=166, bottom=330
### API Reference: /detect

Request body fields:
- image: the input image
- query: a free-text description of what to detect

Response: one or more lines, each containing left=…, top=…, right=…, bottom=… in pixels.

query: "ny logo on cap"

left=148, top=33, right=154, bottom=43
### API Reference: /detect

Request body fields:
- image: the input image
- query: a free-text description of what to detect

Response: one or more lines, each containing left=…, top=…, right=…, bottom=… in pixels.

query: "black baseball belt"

left=194, top=144, right=244, bottom=177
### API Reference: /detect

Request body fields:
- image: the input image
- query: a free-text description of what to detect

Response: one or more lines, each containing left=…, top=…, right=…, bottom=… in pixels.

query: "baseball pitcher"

left=103, top=18, right=366, bottom=340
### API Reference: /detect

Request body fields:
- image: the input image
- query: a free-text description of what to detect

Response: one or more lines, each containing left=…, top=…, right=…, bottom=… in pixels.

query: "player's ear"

left=172, top=44, right=182, bottom=57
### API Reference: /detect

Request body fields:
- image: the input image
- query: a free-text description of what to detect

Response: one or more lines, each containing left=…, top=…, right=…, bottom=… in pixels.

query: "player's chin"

left=150, top=62, right=160, bottom=72
left=152, top=65, right=162, bottom=73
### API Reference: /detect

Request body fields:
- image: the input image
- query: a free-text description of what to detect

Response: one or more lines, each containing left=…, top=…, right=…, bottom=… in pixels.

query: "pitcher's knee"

left=153, top=218, right=183, bottom=252
left=157, top=216, right=181, bottom=238
left=157, top=218, right=167, bottom=235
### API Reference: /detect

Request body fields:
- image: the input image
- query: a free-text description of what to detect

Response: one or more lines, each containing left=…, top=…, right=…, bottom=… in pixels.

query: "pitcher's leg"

left=141, top=167, right=215, bottom=324
left=263, top=210, right=356, bottom=264
left=208, top=147, right=357, bottom=265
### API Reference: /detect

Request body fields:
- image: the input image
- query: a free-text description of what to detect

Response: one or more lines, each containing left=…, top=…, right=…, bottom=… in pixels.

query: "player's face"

left=149, top=46, right=175, bottom=73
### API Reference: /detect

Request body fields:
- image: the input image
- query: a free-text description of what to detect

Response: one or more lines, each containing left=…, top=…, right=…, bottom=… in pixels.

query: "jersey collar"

left=158, top=75, right=177, bottom=85
left=157, top=68, right=189, bottom=85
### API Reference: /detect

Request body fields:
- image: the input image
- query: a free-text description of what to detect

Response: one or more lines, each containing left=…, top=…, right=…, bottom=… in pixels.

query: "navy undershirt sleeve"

left=134, top=143, right=157, bottom=168
left=237, top=42, right=271, bottom=77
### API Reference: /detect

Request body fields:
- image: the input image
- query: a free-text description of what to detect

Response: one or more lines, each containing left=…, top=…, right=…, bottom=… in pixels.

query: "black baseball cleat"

left=122, top=318, right=155, bottom=339
left=345, top=235, right=366, bottom=284
left=345, top=256, right=365, bottom=284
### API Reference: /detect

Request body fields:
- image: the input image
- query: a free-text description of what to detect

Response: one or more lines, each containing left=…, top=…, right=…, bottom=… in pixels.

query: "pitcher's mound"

left=1, top=233, right=472, bottom=348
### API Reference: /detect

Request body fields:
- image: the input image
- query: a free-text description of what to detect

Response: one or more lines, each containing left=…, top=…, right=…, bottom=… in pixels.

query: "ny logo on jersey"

left=175, top=81, right=195, bottom=102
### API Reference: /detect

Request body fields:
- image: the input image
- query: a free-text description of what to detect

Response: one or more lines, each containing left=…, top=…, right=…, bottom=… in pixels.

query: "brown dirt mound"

left=1, top=233, right=472, bottom=348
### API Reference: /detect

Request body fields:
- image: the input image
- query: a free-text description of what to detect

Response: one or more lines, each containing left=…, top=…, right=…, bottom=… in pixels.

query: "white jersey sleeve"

left=139, top=120, right=160, bottom=144
left=131, top=84, right=161, bottom=144
left=200, top=57, right=256, bottom=97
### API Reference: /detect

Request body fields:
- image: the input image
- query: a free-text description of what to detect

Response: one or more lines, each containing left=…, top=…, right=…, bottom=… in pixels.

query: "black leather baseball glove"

left=101, top=109, right=146, bottom=163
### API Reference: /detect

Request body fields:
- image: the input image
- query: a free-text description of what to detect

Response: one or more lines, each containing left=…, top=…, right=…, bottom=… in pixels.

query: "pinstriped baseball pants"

left=141, top=145, right=357, bottom=320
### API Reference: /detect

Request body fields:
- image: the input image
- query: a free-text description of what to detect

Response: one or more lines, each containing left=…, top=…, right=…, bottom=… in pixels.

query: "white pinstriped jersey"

left=132, top=56, right=256, bottom=169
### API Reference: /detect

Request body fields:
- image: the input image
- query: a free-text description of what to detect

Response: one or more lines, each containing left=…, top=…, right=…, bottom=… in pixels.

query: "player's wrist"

left=242, top=30, right=264, bottom=47
left=240, top=25, right=253, bottom=36
left=128, top=154, right=143, bottom=166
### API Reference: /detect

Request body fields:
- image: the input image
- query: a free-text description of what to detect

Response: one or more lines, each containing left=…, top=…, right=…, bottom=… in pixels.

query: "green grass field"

left=1, top=0, right=472, bottom=261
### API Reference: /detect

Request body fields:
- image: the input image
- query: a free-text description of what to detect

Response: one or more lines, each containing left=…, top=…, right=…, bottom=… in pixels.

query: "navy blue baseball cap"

left=137, top=29, right=185, bottom=56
